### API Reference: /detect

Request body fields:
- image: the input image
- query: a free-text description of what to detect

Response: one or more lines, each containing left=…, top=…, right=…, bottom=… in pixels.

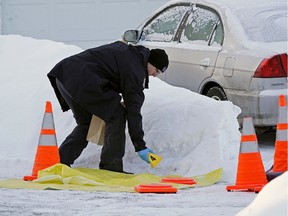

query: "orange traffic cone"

left=266, top=95, right=288, bottom=181
left=23, top=101, right=60, bottom=181
left=226, top=117, right=268, bottom=192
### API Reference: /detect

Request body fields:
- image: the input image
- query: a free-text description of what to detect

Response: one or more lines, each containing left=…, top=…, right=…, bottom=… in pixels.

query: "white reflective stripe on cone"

left=42, top=113, right=55, bottom=129
left=240, top=140, right=259, bottom=153
left=239, top=117, right=259, bottom=153
left=242, top=117, right=256, bottom=135
left=38, top=134, right=57, bottom=146
left=277, top=128, right=288, bottom=141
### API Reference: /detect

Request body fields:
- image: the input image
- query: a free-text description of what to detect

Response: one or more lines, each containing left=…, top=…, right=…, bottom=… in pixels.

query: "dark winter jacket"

left=47, top=41, right=150, bottom=151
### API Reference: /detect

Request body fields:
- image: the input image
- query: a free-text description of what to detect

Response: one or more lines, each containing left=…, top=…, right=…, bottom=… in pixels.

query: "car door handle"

left=200, top=58, right=210, bottom=68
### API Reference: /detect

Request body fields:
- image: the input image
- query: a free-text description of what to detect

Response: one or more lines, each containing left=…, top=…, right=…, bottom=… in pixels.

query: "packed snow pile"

left=236, top=172, right=288, bottom=216
left=0, top=35, right=241, bottom=183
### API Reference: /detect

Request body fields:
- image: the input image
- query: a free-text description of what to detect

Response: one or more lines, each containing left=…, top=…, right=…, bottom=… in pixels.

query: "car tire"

left=206, top=86, right=227, bottom=101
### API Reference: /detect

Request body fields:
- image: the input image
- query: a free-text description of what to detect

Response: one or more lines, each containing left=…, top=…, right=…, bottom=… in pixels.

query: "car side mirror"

left=123, top=30, right=140, bottom=43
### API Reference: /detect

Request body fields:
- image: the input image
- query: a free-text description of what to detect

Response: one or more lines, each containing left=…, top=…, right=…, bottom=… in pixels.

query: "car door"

left=166, top=5, right=223, bottom=93
left=136, top=4, right=191, bottom=81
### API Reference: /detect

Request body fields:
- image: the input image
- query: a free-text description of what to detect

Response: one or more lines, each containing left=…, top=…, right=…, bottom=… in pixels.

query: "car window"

left=210, top=20, right=223, bottom=47
left=180, top=7, right=222, bottom=46
left=140, top=5, right=189, bottom=42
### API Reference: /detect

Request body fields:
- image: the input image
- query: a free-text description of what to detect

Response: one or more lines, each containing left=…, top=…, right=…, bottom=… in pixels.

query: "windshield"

left=236, top=5, right=287, bottom=42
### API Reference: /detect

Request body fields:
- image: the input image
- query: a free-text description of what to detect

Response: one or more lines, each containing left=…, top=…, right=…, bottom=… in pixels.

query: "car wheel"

left=206, top=86, right=227, bottom=101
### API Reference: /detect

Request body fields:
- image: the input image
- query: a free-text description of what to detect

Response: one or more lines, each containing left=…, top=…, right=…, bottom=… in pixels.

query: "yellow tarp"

left=0, top=164, right=222, bottom=192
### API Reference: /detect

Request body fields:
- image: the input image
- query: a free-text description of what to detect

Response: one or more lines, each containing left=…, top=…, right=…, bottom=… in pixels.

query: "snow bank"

left=0, top=35, right=82, bottom=178
left=236, top=172, right=288, bottom=216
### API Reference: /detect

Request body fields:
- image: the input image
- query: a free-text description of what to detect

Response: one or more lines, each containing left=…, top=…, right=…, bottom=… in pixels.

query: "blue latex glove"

left=137, top=148, right=154, bottom=164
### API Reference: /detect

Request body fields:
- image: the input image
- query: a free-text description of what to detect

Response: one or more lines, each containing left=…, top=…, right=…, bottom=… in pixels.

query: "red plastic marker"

left=161, top=177, right=196, bottom=185
left=134, top=183, right=177, bottom=193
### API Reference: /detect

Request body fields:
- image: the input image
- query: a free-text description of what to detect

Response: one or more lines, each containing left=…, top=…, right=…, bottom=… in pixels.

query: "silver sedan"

left=123, top=0, right=287, bottom=129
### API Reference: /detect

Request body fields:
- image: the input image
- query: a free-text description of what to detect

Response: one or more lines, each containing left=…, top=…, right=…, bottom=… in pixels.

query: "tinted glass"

left=140, top=6, right=188, bottom=42
left=181, top=7, right=220, bottom=45
left=210, top=20, right=223, bottom=46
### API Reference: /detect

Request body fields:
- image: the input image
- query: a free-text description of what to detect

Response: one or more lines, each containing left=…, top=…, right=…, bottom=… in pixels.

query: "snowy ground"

left=0, top=184, right=257, bottom=216
left=0, top=143, right=277, bottom=216
left=0, top=35, right=286, bottom=216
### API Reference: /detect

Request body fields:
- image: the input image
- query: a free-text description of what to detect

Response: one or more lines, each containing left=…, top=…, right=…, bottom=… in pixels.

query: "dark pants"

left=56, top=80, right=127, bottom=172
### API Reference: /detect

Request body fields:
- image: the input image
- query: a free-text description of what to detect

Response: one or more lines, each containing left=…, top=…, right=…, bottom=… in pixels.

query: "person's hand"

left=137, top=148, right=154, bottom=163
